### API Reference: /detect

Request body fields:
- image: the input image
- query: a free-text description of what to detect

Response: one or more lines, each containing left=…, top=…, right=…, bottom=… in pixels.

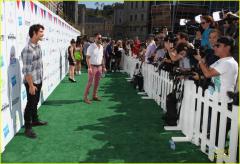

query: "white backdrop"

left=1, top=1, right=80, bottom=152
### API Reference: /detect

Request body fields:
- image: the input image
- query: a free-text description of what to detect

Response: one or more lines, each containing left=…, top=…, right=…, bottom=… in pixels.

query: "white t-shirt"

left=209, top=57, right=238, bottom=102
left=86, top=43, right=104, bottom=65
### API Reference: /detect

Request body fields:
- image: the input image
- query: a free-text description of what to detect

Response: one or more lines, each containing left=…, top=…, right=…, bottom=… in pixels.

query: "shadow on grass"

left=75, top=73, right=211, bottom=163
left=42, top=100, right=80, bottom=106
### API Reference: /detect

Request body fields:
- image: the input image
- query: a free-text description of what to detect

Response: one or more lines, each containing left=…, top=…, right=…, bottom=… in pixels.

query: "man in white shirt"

left=194, top=36, right=238, bottom=102
left=145, top=34, right=157, bottom=63
left=83, top=33, right=107, bottom=104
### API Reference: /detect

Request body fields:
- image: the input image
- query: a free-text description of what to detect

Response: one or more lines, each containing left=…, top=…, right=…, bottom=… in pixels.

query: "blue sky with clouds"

left=79, top=1, right=123, bottom=9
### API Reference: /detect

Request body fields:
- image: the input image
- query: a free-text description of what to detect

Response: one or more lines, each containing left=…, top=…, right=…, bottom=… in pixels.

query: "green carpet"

left=1, top=70, right=211, bottom=163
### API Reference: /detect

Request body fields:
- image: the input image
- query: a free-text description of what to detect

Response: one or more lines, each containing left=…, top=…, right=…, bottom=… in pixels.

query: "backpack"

left=164, top=79, right=184, bottom=126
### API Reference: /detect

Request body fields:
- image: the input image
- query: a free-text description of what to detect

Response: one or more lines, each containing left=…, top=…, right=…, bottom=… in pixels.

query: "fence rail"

left=122, top=55, right=239, bottom=163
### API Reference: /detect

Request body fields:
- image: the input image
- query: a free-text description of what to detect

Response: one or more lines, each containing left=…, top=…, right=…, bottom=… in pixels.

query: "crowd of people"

left=121, top=12, right=239, bottom=104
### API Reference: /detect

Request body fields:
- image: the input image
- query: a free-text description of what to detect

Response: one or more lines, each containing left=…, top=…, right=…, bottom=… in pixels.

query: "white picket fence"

left=122, top=55, right=239, bottom=163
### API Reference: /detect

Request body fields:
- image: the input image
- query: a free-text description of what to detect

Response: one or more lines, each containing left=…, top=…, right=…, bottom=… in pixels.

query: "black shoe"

left=24, top=129, right=37, bottom=139
left=69, top=78, right=77, bottom=83
left=32, top=121, right=48, bottom=127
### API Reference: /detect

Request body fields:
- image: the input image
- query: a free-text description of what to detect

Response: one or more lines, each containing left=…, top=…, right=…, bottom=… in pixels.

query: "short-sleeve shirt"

left=21, top=41, right=43, bottom=84
left=209, top=57, right=238, bottom=102
left=145, top=41, right=157, bottom=62
left=86, top=43, right=104, bottom=65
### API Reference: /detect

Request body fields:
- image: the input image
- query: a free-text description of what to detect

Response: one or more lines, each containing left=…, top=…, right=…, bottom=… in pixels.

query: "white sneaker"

left=79, top=71, right=81, bottom=75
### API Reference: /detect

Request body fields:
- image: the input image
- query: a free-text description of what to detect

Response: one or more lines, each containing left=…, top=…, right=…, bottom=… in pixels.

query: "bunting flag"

left=17, top=0, right=20, bottom=9
left=30, top=0, right=34, bottom=13
left=22, top=0, right=25, bottom=10
left=43, top=10, right=46, bottom=18
left=48, top=12, right=52, bottom=21
left=34, top=4, right=38, bottom=14
left=40, top=8, right=44, bottom=17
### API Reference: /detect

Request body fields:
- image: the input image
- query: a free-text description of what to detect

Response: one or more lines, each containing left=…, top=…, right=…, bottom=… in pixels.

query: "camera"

left=187, top=46, right=207, bottom=58
left=164, top=33, right=177, bottom=44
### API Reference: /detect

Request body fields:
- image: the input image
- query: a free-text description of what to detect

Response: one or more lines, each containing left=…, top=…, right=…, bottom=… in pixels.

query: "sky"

left=79, top=1, right=123, bottom=9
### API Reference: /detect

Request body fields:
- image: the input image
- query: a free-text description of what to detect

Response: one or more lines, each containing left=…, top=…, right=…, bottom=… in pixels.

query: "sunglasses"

left=201, top=22, right=206, bottom=25
left=97, top=37, right=102, bottom=40
left=213, top=43, right=220, bottom=48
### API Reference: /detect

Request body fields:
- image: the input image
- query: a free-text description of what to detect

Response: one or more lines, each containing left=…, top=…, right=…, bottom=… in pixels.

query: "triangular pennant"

left=48, top=12, right=51, bottom=19
left=43, top=10, right=46, bottom=18
left=22, top=0, right=25, bottom=10
left=41, top=8, right=44, bottom=17
left=17, top=0, right=20, bottom=9
left=30, top=0, right=34, bottom=12
left=34, top=4, right=37, bottom=14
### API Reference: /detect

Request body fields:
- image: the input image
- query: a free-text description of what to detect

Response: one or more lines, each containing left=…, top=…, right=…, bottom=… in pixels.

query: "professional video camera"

left=213, top=10, right=239, bottom=24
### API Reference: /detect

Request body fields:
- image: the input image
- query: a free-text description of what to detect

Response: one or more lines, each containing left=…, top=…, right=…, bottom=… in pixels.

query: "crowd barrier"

left=1, top=1, right=79, bottom=152
left=122, top=55, right=239, bottom=163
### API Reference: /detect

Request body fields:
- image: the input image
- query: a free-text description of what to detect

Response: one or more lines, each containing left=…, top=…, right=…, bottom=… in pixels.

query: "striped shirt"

left=21, top=41, right=43, bottom=84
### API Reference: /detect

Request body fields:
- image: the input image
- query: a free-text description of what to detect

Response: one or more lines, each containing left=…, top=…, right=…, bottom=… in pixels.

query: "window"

left=141, top=14, right=144, bottom=21
left=142, top=2, right=144, bottom=8
left=135, top=14, right=137, bottom=21
left=119, top=18, right=121, bottom=23
left=135, top=2, right=138, bottom=8
left=131, top=2, right=133, bottom=9
left=130, top=15, right=133, bottom=21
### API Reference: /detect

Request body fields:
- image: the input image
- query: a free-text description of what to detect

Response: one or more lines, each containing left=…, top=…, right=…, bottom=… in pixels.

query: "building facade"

left=63, top=1, right=78, bottom=25
left=84, top=16, right=113, bottom=37
left=123, top=1, right=150, bottom=40
left=113, top=3, right=125, bottom=39
left=78, top=4, right=86, bottom=35
left=41, top=1, right=63, bottom=17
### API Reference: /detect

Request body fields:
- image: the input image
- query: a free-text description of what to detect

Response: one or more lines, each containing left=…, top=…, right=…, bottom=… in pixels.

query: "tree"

left=102, top=5, right=114, bottom=18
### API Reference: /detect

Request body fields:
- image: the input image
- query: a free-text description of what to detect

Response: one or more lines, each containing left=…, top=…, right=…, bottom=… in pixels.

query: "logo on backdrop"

left=11, top=75, right=17, bottom=87
left=18, top=16, right=23, bottom=26
left=10, top=46, right=17, bottom=65
left=2, top=103, right=10, bottom=111
left=3, top=124, right=10, bottom=138
left=8, top=33, right=16, bottom=40
left=0, top=34, right=4, bottom=41
left=12, top=97, right=20, bottom=106
left=25, top=20, right=30, bottom=26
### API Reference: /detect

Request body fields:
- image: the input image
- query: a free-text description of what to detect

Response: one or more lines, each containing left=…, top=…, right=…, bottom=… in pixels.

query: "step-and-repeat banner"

left=1, top=1, right=80, bottom=152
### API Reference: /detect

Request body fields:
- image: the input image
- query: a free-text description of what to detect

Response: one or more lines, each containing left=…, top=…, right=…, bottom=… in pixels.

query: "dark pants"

left=24, top=83, right=42, bottom=129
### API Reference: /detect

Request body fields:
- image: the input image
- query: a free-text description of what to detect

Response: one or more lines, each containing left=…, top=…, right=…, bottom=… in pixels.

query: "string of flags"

left=15, top=0, right=77, bottom=32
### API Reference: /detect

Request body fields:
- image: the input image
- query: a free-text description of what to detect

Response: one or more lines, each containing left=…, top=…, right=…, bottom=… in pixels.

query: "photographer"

left=204, top=29, right=220, bottom=67
left=194, top=36, right=238, bottom=102
left=166, top=32, right=192, bottom=71
left=166, top=42, right=191, bottom=71
left=138, top=42, right=147, bottom=62
left=192, top=30, right=202, bottom=48
left=200, top=15, right=214, bottom=49
left=154, top=39, right=166, bottom=62
left=145, top=34, right=157, bottom=63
